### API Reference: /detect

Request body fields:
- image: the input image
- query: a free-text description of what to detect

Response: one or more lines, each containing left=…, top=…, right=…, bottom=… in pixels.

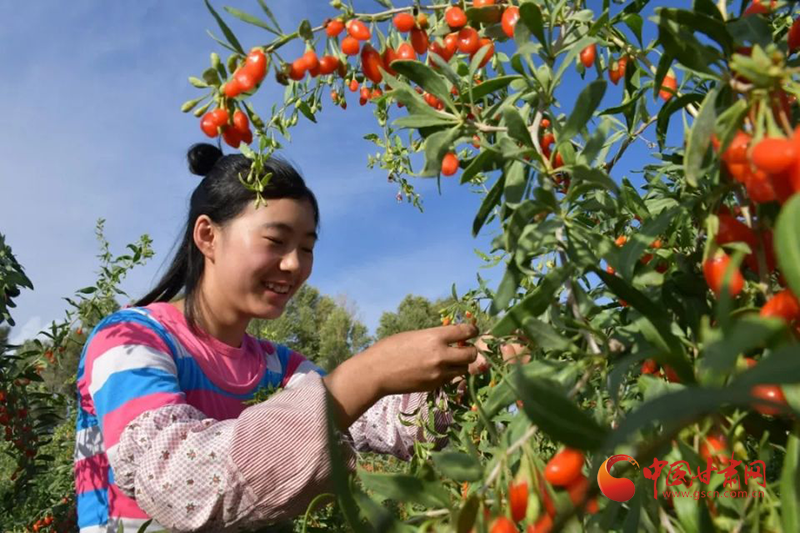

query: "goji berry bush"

left=180, top=0, right=800, bottom=531
left=1, top=222, right=154, bottom=532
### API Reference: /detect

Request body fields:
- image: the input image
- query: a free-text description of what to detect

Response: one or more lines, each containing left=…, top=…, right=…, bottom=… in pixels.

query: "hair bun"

left=187, top=143, right=223, bottom=177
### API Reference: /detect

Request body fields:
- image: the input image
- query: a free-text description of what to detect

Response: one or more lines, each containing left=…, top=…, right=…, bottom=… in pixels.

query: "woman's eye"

left=266, top=238, right=283, bottom=245
left=303, top=248, right=314, bottom=254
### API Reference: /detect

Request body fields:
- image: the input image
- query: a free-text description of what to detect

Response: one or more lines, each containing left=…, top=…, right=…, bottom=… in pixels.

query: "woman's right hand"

left=369, top=323, right=480, bottom=396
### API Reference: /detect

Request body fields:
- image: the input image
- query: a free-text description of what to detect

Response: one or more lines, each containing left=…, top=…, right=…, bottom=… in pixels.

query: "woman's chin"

left=252, top=298, right=286, bottom=318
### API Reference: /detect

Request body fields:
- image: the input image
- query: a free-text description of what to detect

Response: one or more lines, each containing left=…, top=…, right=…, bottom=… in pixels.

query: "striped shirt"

left=74, top=302, right=451, bottom=532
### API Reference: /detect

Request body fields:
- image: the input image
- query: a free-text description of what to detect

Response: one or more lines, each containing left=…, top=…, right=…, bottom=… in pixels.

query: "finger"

left=440, top=322, right=480, bottom=343
left=467, top=353, right=488, bottom=375
left=445, top=345, right=478, bottom=366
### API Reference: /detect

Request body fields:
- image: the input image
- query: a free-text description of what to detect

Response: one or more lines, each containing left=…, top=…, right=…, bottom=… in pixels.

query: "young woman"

left=73, top=143, right=486, bottom=532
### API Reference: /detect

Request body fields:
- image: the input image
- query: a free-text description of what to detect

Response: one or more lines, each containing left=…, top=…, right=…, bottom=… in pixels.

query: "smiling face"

left=200, top=197, right=317, bottom=321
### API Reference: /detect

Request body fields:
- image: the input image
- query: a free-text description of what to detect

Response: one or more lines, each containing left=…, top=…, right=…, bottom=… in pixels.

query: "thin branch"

left=604, top=115, right=658, bottom=173
left=473, top=121, right=508, bottom=133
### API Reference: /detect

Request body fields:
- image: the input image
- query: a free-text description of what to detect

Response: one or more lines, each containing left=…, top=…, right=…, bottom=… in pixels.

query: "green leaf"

left=393, top=114, right=459, bottom=129
left=383, top=70, right=453, bottom=121
left=483, top=359, right=575, bottom=417
left=727, top=13, right=773, bottom=49
left=390, top=60, right=454, bottom=111
left=430, top=451, right=483, bottom=482
left=622, top=13, right=644, bottom=46
left=298, top=19, right=313, bottom=41
left=653, top=52, right=673, bottom=103
left=731, top=344, right=800, bottom=388
left=421, top=127, right=461, bottom=177
left=594, top=268, right=694, bottom=382
left=135, top=520, right=154, bottom=533
left=504, top=201, right=550, bottom=251
left=514, top=374, right=608, bottom=451
left=503, top=107, right=533, bottom=147
left=472, top=173, right=505, bottom=237
left=468, top=45, right=493, bottom=79
left=655, top=93, right=704, bottom=149
left=558, top=80, right=607, bottom=151
left=490, top=261, right=523, bottom=316
left=693, top=0, right=723, bottom=19
left=684, top=87, right=718, bottom=187
left=296, top=100, right=317, bottom=123
left=567, top=165, right=620, bottom=198
left=77, top=286, right=97, bottom=295
left=204, top=0, right=244, bottom=55
left=700, top=316, right=786, bottom=376
left=202, top=67, right=221, bottom=86
left=189, top=76, right=209, bottom=89
left=552, top=36, right=597, bottom=88
left=519, top=317, right=577, bottom=352
left=782, top=431, right=800, bottom=533
left=357, top=471, right=449, bottom=508
left=223, top=6, right=278, bottom=34
left=605, top=386, right=744, bottom=450
left=460, top=149, right=498, bottom=184
left=257, top=0, right=283, bottom=33
left=428, top=51, right=463, bottom=89
left=657, top=8, right=732, bottom=54
left=776, top=195, right=800, bottom=301
left=588, top=11, right=609, bottom=36
left=181, top=94, right=209, bottom=113
left=324, top=396, right=372, bottom=533
left=519, top=3, right=546, bottom=46
left=457, top=496, right=480, bottom=533
left=352, top=491, right=406, bottom=532
left=618, top=0, right=650, bottom=17
left=656, top=15, right=721, bottom=76
left=491, top=267, right=569, bottom=337
left=618, top=207, right=676, bottom=280
left=469, top=75, right=519, bottom=101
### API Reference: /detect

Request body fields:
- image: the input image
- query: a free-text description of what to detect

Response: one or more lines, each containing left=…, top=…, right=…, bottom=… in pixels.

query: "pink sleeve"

left=111, top=371, right=357, bottom=530
left=279, top=349, right=454, bottom=461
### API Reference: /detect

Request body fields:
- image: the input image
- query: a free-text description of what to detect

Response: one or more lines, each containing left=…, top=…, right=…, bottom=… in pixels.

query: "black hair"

left=133, top=143, right=320, bottom=336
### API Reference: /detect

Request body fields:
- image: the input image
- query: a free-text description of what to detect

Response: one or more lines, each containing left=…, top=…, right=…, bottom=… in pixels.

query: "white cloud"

left=8, top=315, right=46, bottom=347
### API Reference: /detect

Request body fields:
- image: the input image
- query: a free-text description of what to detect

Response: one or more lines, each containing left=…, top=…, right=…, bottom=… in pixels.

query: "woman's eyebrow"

left=261, top=222, right=318, bottom=240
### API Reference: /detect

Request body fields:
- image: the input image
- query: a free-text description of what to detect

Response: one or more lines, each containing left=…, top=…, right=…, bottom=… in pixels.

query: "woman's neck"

left=170, top=297, right=248, bottom=349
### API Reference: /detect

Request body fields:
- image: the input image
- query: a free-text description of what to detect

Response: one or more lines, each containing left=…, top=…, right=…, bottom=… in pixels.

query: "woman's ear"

left=193, top=215, right=218, bottom=261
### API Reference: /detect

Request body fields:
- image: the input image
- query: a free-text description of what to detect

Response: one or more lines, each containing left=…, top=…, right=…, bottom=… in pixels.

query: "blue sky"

left=2, top=0, right=686, bottom=345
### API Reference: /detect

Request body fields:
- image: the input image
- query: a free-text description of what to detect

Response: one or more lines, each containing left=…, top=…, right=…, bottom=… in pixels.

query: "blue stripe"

left=76, top=306, right=178, bottom=400
left=78, top=307, right=178, bottom=374
left=76, top=406, right=98, bottom=431
left=97, top=308, right=179, bottom=357
left=93, top=367, right=182, bottom=419
left=108, top=465, right=115, bottom=485
left=77, top=488, right=109, bottom=528
left=175, top=357, right=254, bottom=401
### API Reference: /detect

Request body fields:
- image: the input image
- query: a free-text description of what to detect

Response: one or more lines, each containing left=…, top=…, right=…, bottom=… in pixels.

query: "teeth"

left=264, top=282, right=290, bottom=294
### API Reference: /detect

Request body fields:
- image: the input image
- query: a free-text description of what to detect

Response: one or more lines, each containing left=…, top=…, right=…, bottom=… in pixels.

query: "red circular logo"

left=597, top=454, right=639, bottom=502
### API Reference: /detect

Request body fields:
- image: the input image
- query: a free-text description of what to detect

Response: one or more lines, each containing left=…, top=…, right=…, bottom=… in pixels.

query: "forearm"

left=321, top=347, right=384, bottom=429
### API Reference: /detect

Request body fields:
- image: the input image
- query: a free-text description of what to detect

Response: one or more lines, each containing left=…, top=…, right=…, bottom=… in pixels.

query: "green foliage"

left=184, top=0, right=800, bottom=531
